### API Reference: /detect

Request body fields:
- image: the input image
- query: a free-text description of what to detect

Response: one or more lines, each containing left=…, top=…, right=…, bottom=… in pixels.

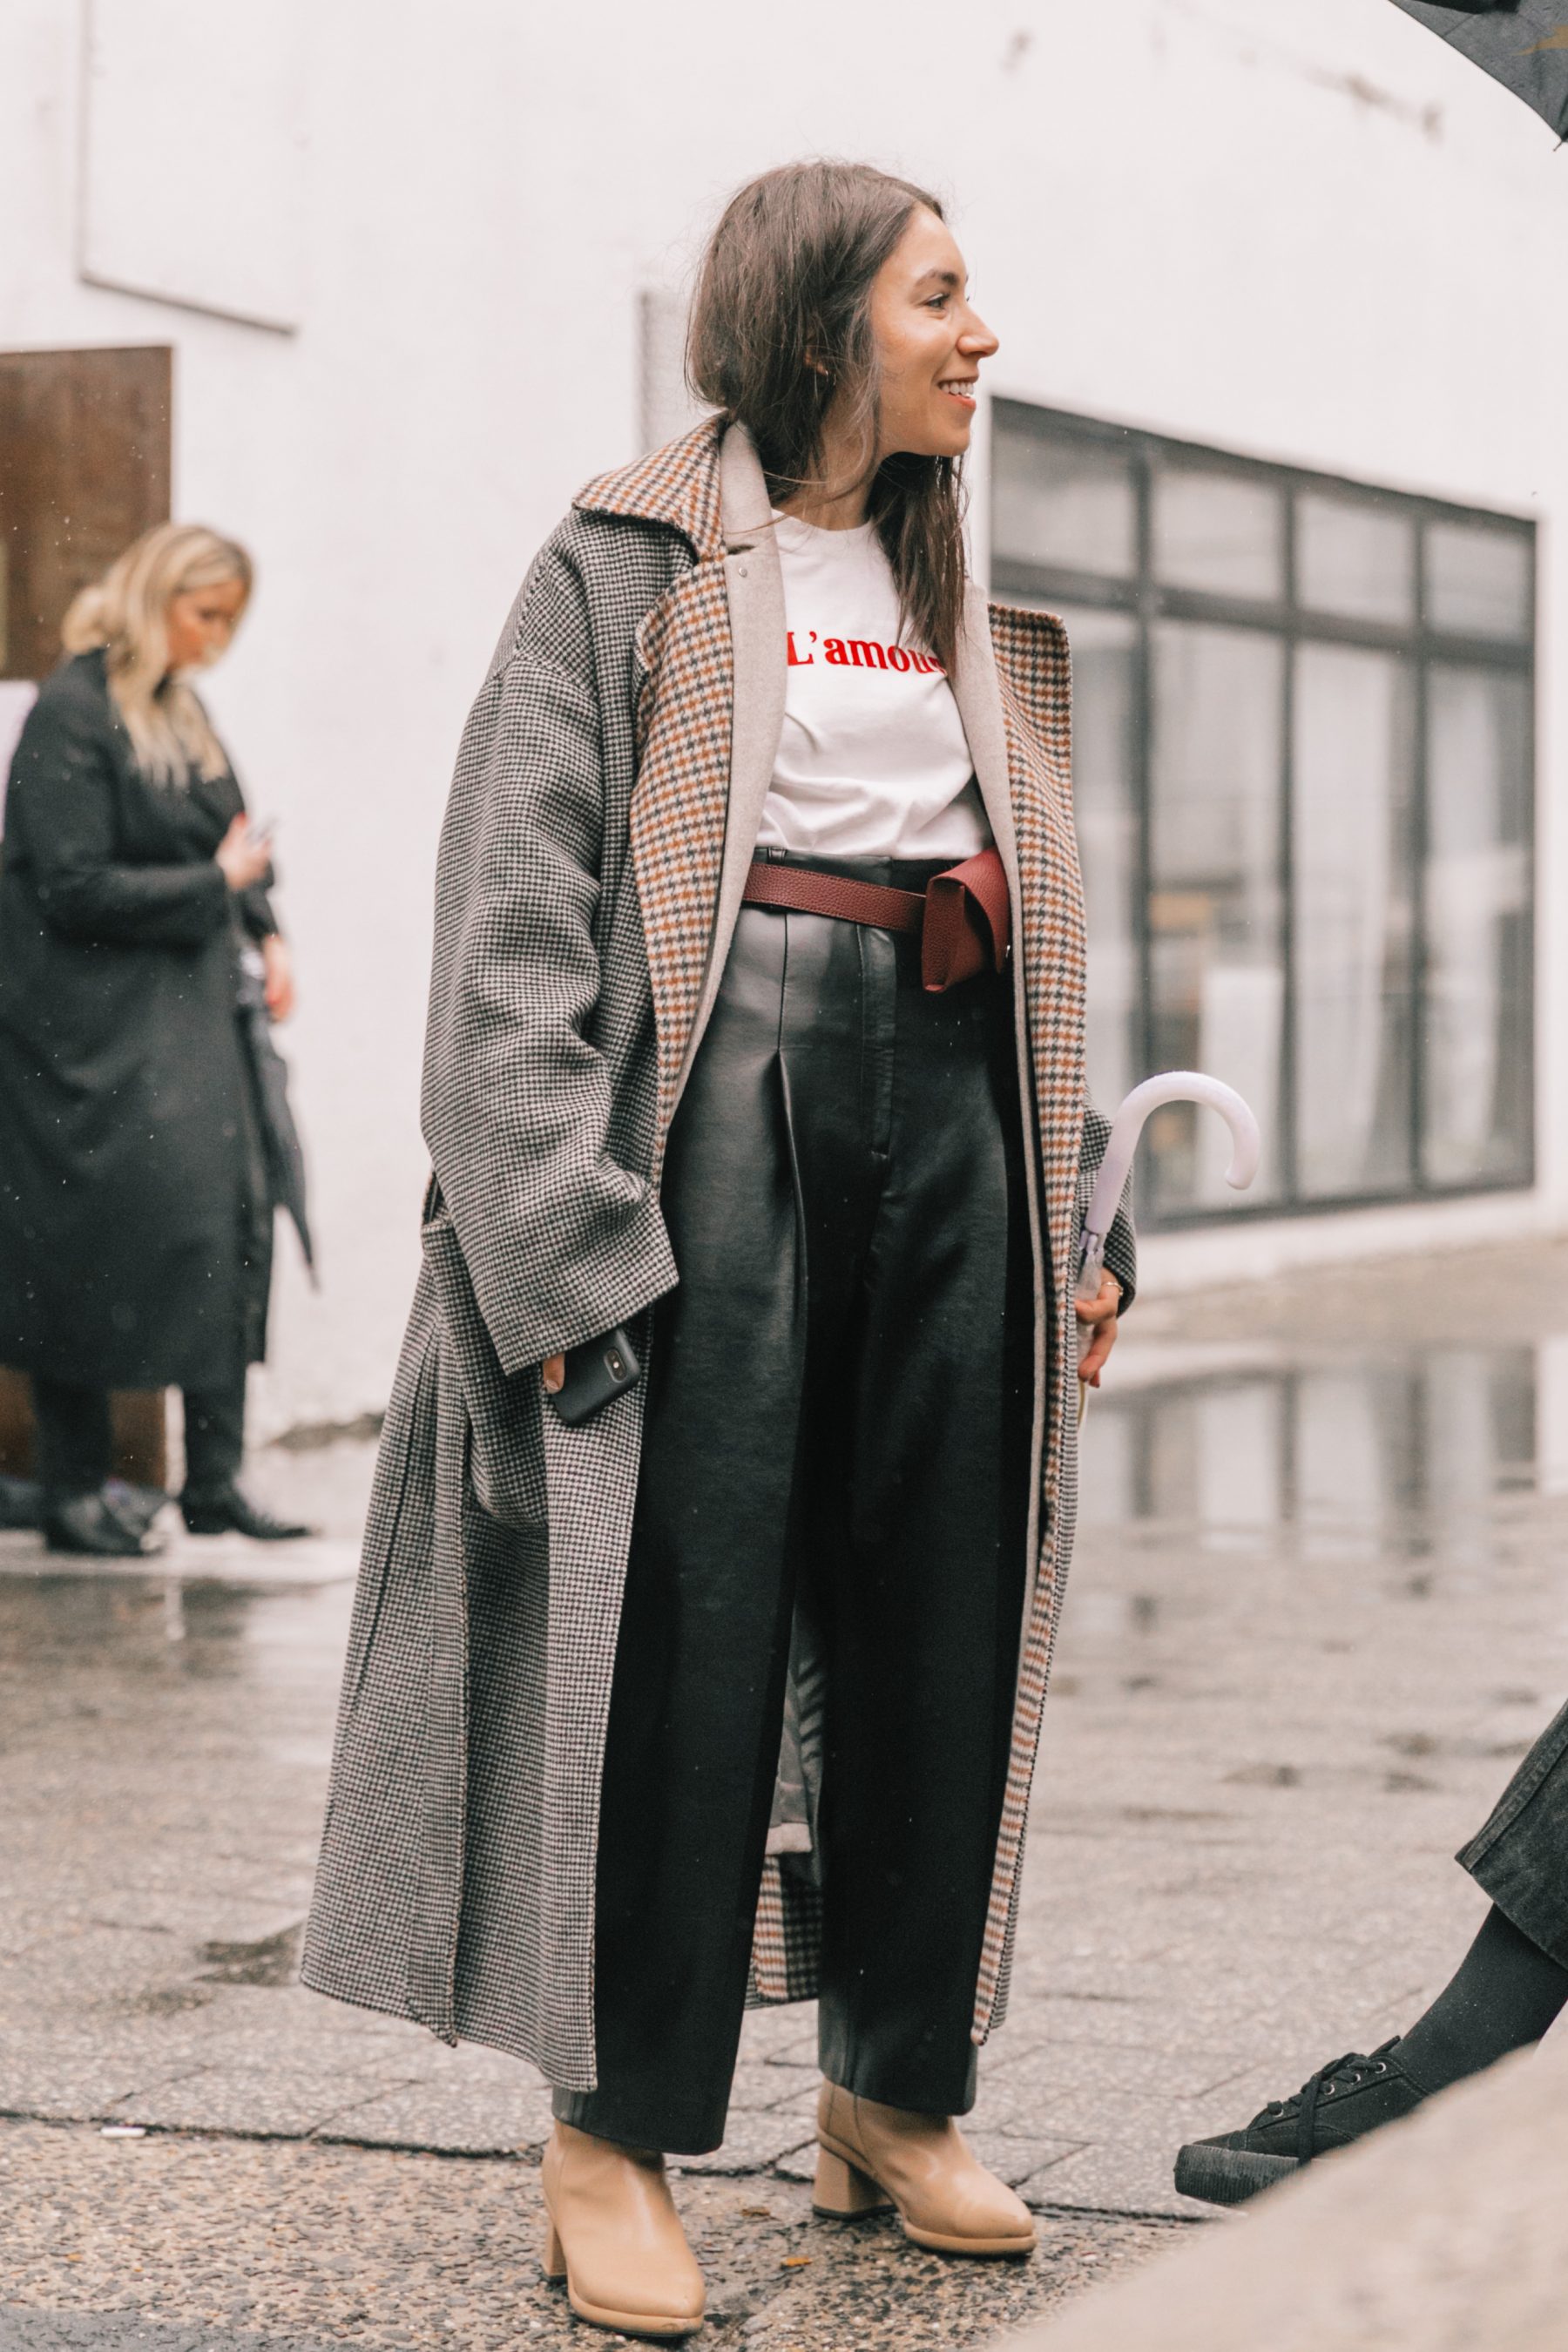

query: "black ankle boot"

left=1174, top=2040, right=1429, bottom=2207
left=179, top=1483, right=313, bottom=1541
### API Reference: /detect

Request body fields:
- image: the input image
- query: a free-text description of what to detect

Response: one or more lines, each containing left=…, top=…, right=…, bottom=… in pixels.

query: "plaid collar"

left=574, top=416, right=727, bottom=563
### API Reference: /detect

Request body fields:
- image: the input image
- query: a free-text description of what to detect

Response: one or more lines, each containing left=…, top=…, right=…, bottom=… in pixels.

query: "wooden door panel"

left=0, top=346, right=172, bottom=1489
left=0, top=345, right=172, bottom=681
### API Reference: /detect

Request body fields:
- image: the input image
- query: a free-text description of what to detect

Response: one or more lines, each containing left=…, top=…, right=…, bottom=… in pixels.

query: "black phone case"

left=547, top=1326, right=643, bottom=1427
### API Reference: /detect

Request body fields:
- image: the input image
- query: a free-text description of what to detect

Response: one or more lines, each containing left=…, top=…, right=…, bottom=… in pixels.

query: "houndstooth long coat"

left=302, top=419, right=1136, bottom=2091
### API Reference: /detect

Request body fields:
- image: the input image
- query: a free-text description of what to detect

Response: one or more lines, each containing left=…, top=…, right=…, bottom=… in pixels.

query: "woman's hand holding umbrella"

left=1077, top=1072, right=1262, bottom=1404
left=1075, top=1267, right=1124, bottom=1388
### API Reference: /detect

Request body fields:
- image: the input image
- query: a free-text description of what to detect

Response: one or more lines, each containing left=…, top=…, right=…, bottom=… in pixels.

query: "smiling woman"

left=304, top=158, right=1135, bottom=2340
left=686, top=167, right=993, bottom=674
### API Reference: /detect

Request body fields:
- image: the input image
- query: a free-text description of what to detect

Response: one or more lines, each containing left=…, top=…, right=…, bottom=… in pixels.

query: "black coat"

left=0, top=649, right=277, bottom=1391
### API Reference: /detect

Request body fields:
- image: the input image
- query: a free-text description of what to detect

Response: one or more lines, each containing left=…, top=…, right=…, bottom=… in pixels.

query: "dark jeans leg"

left=554, top=909, right=808, bottom=2155
left=30, top=1377, right=114, bottom=1505
left=182, top=1359, right=248, bottom=1494
left=1457, top=1694, right=1568, bottom=1968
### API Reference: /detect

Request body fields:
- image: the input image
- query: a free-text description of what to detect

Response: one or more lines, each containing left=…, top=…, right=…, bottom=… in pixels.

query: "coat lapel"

left=953, top=588, right=1088, bottom=1503
left=626, top=564, right=734, bottom=1167
left=950, top=583, right=1024, bottom=905
left=986, top=597, right=1087, bottom=1458
left=583, top=421, right=786, bottom=1166
left=677, top=426, right=787, bottom=1104
left=968, top=596, right=1088, bottom=2041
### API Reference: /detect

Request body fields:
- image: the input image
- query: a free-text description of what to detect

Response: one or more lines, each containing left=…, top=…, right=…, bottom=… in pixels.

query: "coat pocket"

left=420, top=1206, right=548, bottom=1532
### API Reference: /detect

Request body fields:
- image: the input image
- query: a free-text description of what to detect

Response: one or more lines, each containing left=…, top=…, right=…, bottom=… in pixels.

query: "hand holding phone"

left=545, top=1327, right=643, bottom=1426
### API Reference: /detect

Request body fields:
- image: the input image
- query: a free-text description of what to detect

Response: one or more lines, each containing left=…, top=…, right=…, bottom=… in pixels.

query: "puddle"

left=1084, top=1341, right=1552, bottom=1545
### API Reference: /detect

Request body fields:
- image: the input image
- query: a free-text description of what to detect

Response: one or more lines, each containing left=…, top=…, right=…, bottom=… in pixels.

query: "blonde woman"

left=0, top=523, right=310, bottom=1555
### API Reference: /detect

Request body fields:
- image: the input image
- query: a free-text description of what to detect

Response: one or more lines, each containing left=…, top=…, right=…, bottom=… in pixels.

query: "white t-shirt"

left=754, top=511, right=990, bottom=858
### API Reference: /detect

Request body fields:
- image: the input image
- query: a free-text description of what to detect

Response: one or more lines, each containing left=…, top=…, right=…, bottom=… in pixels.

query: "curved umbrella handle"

left=1076, top=1071, right=1261, bottom=1315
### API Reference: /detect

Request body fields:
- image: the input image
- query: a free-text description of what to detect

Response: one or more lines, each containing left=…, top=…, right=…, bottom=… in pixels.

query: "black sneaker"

left=1174, top=2040, right=1429, bottom=2207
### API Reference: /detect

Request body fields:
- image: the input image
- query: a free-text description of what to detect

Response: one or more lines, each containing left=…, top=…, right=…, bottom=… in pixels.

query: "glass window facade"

left=991, top=402, right=1536, bottom=1225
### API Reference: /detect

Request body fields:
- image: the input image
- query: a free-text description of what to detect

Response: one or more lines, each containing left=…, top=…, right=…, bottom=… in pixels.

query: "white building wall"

left=2, top=0, right=1565, bottom=1428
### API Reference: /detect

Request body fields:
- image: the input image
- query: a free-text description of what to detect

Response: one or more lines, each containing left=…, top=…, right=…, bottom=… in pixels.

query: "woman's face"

left=165, top=576, right=247, bottom=672
left=868, top=206, right=998, bottom=463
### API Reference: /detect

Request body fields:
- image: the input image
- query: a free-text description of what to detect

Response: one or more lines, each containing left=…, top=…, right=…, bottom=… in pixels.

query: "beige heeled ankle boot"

left=814, top=2082, right=1037, bottom=2258
left=540, top=2121, right=706, bottom=2338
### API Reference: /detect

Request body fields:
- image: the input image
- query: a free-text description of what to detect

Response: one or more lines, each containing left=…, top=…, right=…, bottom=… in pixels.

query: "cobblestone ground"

left=3, top=1237, right=1567, bottom=2346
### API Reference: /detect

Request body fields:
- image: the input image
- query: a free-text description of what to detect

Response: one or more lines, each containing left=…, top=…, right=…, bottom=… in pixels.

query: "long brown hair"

left=687, top=160, right=969, bottom=676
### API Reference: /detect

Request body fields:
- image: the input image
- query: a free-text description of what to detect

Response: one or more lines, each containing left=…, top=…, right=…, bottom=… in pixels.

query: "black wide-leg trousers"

left=555, top=855, right=1033, bottom=2156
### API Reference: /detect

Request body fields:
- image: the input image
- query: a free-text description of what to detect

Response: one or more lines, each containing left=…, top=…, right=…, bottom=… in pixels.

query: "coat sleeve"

left=12, top=691, right=230, bottom=950
left=421, top=537, right=678, bottom=1375
left=1078, top=1102, right=1137, bottom=1314
left=238, top=883, right=280, bottom=940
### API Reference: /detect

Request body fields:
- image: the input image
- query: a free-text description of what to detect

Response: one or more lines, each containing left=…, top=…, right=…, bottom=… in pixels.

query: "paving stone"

left=976, top=2040, right=1253, bottom=2111
left=727, top=2058, right=820, bottom=2112
left=108, top=2068, right=411, bottom=2139
left=670, top=2112, right=819, bottom=2173
left=314, top=2080, right=554, bottom=2154
left=0, top=2058, right=205, bottom=2125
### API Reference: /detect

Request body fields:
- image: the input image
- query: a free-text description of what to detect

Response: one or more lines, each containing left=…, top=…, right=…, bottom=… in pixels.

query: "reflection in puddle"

left=196, top=1922, right=304, bottom=1985
left=1085, top=1342, right=1551, bottom=1545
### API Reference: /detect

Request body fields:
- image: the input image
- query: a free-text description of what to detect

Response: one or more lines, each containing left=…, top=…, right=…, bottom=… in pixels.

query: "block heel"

left=814, top=2085, right=1037, bottom=2258
left=541, top=2213, right=566, bottom=2279
left=814, top=2144, right=891, bottom=2218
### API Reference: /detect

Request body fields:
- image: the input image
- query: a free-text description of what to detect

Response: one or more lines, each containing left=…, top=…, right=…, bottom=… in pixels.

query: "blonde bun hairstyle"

left=62, top=522, right=252, bottom=784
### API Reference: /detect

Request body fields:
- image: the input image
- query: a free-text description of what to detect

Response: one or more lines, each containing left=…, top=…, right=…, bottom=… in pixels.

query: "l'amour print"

left=786, top=630, right=947, bottom=675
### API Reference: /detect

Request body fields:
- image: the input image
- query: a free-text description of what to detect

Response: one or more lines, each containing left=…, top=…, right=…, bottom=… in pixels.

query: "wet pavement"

left=3, top=1237, right=1567, bottom=2345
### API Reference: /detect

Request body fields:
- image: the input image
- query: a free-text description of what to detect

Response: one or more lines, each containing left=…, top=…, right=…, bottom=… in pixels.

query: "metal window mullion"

left=1133, top=439, right=1157, bottom=1210
left=1280, top=493, right=1299, bottom=1206
left=1411, top=528, right=1432, bottom=1193
left=1523, top=628, right=1539, bottom=1187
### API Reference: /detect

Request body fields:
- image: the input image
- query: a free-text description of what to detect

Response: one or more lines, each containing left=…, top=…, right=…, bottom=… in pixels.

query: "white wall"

left=3, top=0, right=1565, bottom=1425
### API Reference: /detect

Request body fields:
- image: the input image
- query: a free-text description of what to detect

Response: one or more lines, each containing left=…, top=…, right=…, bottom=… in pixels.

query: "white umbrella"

left=1077, top=1072, right=1262, bottom=1381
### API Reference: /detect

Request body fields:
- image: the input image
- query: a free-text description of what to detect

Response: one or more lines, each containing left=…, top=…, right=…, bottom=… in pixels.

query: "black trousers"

left=31, top=1362, right=248, bottom=1504
left=555, top=858, right=1033, bottom=2155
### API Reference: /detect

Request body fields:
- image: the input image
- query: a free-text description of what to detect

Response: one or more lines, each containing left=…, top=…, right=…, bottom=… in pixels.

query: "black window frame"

left=990, top=398, right=1538, bottom=1230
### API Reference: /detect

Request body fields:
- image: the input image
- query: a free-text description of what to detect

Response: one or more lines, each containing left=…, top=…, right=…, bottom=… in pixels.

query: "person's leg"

left=1391, top=1700, right=1568, bottom=2089
left=1457, top=1693, right=1568, bottom=1968
left=30, top=1377, right=113, bottom=1503
left=813, top=938, right=1032, bottom=2117
left=181, top=1362, right=247, bottom=1495
left=1395, top=1903, right=1568, bottom=2091
left=31, top=1377, right=152, bottom=1557
left=181, top=1350, right=310, bottom=1539
left=553, top=906, right=822, bottom=2157
left=1176, top=1695, right=1568, bottom=2205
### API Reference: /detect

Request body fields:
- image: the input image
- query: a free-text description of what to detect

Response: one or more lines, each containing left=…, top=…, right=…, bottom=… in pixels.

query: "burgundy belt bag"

left=919, top=847, right=1012, bottom=993
left=740, top=847, right=1011, bottom=995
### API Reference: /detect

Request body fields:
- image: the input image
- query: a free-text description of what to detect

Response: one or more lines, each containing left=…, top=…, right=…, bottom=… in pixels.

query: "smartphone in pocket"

left=547, top=1326, right=643, bottom=1427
